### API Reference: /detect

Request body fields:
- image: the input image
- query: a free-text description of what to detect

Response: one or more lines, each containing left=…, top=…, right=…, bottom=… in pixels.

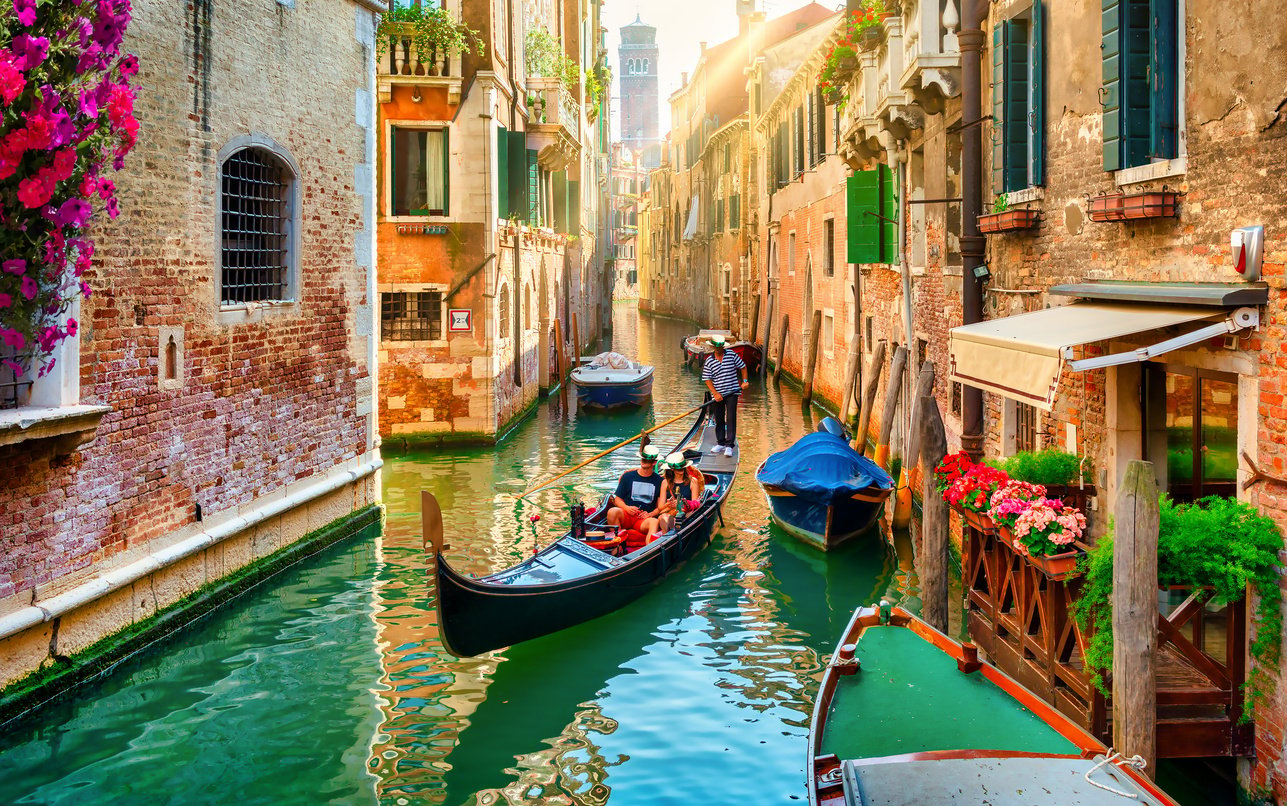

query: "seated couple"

left=606, top=444, right=706, bottom=542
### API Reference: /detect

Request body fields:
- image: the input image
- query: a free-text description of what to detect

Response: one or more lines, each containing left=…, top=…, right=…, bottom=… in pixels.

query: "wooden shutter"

left=1101, top=0, right=1123, bottom=171
left=507, top=131, right=527, bottom=220
left=497, top=125, right=509, bottom=219
left=1149, top=0, right=1178, bottom=159
left=991, top=24, right=1006, bottom=192
left=1002, top=20, right=1029, bottom=193
left=777, top=121, right=788, bottom=188
left=1030, top=0, right=1046, bottom=186
left=568, top=179, right=580, bottom=233
left=1123, top=0, right=1151, bottom=168
left=527, top=149, right=539, bottom=224
left=879, top=163, right=897, bottom=264
left=847, top=171, right=880, bottom=264
left=553, top=171, right=567, bottom=232
left=795, top=106, right=805, bottom=177
left=441, top=127, right=450, bottom=215
left=806, top=92, right=816, bottom=167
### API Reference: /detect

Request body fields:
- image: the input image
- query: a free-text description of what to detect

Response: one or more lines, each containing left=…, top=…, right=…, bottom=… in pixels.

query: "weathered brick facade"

left=0, top=0, right=382, bottom=689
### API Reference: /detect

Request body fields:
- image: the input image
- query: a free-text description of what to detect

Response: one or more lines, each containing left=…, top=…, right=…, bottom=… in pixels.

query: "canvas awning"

left=682, top=194, right=699, bottom=240
left=948, top=303, right=1254, bottom=410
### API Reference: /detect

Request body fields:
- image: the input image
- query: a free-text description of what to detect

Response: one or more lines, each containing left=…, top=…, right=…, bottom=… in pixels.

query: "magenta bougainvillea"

left=1, top=0, right=138, bottom=379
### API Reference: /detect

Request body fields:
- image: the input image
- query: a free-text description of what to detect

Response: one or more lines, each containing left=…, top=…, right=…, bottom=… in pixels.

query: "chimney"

left=738, top=0, right=755, bottom=37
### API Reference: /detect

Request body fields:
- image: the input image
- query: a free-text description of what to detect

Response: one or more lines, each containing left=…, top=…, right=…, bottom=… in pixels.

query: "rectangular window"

left=1015, top=402, right=1037, bottom=453
left=951, top=381, right=962, bottom=416
left=992, top=3, right=1045, bottom=193
left=1102, top=0, right=1179, bottom=171
left=789, top=232, right=797, bottom=276
left=806, top=92, right=816, bottom=168
left=0, top=343, right=29, bottom=410
left=729, top=194, right=740, bottom=229
left=391, top=127, right=448, bottom=216
left=822, top=313, right=835, bottom=357
left=864, top=316, right=873, bottom=352
left=794, top=105, right=805, bottom=179
left=381, top=291, right=444, bottom=342
left=823, top=219, right=835, bottom=277
left=724, top=142, right=731, bottom=172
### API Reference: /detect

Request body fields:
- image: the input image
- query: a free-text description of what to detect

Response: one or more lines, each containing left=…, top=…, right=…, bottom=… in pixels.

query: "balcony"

left=899, top=0, right=961, bottom=113
left=526, top=77, right=581, bottom=171
left=376, top=23, right=463, bottom=105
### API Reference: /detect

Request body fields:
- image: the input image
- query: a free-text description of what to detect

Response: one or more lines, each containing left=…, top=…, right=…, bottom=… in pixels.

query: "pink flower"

left=118, top=53, right=138, bottom=78
left=37, top=357, right=55, bottom=378
left=80, top=281, right=93, bottom=298
left=106, top=83, right=134, bottom=129
left=3, top=259, right=26, bottom=276
left=12, top=0, right=36, bottom=25
left=11, top=34, right=50, bottom=70
left=0, top=293, right=11, bottom=309
left=2, top=360, right=23, bottom=377
left=20, top=276, right=39, bottom=300
left=17, top=172, right=55, bottom=209
left=51, top=148, right=77, bottom=181
left=1, top=329, right=26, bottom=350
left=0, top=52, right=25, bottom=105
left=53, top=198, right=92, bottom=228
left=66, top=318, right=79, bottom=337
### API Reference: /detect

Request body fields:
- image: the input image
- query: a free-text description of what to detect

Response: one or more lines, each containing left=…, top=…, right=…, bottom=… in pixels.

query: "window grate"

left=0, top=345, right=29, bottom=410
left=381, top=291, right=443, bottom=342
left=221, top=148, right=291, bottom=304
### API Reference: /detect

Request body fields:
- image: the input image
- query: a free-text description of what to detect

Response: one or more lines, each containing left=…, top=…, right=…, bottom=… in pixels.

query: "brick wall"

left=0, top=0, right=378, bottom=638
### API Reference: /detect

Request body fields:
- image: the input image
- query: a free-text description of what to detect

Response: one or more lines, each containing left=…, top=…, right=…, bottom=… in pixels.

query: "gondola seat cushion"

left=621, top=528, right=649, bottom=549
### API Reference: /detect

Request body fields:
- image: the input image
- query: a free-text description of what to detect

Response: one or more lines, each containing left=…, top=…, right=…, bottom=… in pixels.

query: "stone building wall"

left=0, top=0, right=382, bottom=689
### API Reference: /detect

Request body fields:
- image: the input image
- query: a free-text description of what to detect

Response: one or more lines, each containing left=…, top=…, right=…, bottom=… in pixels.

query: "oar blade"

left=422, top=490, right=445, bottom=554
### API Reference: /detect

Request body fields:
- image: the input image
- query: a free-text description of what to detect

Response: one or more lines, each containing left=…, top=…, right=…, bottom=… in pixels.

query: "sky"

left=601, top=0, right=832, bottom=138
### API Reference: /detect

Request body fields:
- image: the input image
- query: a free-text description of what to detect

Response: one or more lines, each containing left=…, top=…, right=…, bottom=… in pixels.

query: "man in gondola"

left=701, top=333, right=749, bottom=456
left=605, top=444, right=666, bottom=540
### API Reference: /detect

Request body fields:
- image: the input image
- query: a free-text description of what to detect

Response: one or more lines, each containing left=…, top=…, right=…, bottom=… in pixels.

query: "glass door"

left=1145, top=365, right=1239, bottom=503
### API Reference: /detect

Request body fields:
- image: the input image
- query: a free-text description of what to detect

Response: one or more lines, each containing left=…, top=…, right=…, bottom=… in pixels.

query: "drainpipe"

left=507, top=0, right=522, bottom=388
left=958, top=0, right=986, bottom=460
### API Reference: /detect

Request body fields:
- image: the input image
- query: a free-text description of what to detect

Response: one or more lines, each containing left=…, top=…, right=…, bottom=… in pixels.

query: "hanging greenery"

left=1, top=0, right=139, bottom=379
left=1073, top=495, right=1283, bottom=719
left=584, top=61, right=611, bottom=108
left=987, top=448, right=1093, bottom=487
left=525, top=27, right=578, bottom=93
left=375, top=5, right=484, bottom=64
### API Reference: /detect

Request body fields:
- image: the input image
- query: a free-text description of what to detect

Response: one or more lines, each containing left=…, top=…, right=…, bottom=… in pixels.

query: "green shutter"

left=527, top=149, right=539, bottom=225
left=389, top=127, right=398, bottom=215
left=1123, top=0, right=1151, bottom=169
left=1149, top=0, right=1178, bottom=159
left=497, top=125, right=509, bottom=219
left=553, top=171, right=567, bottom=232
left=847, top=171, right=881, bottom=264
left=1031, top=0, right=1046, bottom=186
left=507, top=131, right=527, bottom=221
left=991, top=25, right=1006, bottom=193
left=1002, top=20, right=1029, bottom=193
left=568, top=179, right=580, bottom=233
left=441, top=127, right=450, bottom=215
left=879, top=163, right=897, bottom=264
left=1102, top=0, right=1124, bottom=171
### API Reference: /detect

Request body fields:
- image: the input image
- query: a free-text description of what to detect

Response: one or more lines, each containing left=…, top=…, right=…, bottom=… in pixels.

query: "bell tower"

left=618, top=16, right=661, bottom=167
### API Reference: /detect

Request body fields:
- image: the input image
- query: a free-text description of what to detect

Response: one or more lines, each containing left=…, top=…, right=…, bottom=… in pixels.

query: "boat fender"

left=834, top=643, right=861, bottom=676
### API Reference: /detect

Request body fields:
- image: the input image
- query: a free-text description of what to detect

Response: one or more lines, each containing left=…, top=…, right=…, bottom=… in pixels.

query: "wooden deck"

left=963, top=524, right=1252, bottom=758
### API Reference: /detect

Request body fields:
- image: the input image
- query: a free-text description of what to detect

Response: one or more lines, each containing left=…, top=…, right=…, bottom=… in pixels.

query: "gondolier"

left=701, top=334, right=749, bottom=456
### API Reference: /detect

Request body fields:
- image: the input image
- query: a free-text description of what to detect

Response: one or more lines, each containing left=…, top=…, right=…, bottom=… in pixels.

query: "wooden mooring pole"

left=801, top=309, right=823, bottom=404
left=760, top=296, right=774, bottom=378
left=553, top=318, right=568, bottom=404
left=571, top=313, right=582, bottom=369
left=853, top=341, right=886, bottom=454
left=1113, top=460, right=1159, bottom=775
left=873, top=345, right=908, bottom=470
left=894, top=361, right=936, bottom=527
left=772, top=314, right=788, bottom=383
left=749, top=294, right=762, bottom=345
left=915, top=393, right=949, bottom=632
left=839, top=342, right=862, bottom=425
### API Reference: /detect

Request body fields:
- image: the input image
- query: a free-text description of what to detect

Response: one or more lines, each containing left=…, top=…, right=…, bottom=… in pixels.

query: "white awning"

left=948, top=303, right=1243, bottom=411
left=682, top=194, right=699, bottom=240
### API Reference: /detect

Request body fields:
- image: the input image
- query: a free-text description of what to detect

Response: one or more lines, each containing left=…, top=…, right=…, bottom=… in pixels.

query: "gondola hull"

left=682, top=334, right=763, bottom=374
left=434, top=413, right=739, bottom=657
left=571, top=363, right=654, bottom=409
left=762, top=484, right=890, bottom=551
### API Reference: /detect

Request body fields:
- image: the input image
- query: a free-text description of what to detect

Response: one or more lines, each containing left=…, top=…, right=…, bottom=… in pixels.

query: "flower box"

left=949, top=502, right=998, bottom=535
left=1088, top=191, right=1179, bottom=222
left=999, top=525, right=1083, bottom=580
left=978, top=209, right=1041, bottom=234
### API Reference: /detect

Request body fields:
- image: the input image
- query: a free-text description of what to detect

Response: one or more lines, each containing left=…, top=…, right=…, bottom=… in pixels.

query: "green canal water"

left=0, top=308, right=919, bottom=804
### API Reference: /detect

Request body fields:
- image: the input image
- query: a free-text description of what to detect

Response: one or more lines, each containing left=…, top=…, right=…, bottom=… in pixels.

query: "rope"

left=1083, top=748, right=1148, bottom=799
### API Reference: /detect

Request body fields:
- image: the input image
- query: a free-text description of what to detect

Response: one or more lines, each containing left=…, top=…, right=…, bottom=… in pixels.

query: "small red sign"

left=448, top=309, right=472, bottom=332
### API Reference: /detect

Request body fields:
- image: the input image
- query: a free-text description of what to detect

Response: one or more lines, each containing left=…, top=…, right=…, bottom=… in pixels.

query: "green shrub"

left=1072, top=496, right=1283, bottom=719
left=992, top=449, right=1092, bottom=487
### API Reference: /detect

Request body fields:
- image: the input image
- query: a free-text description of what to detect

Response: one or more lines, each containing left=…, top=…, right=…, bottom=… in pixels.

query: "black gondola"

left=433, top=407, right=739, bottom=658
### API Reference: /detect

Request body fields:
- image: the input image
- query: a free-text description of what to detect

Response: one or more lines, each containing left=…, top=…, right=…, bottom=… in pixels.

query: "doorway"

left=1143, top=364, right=1239, bottom=502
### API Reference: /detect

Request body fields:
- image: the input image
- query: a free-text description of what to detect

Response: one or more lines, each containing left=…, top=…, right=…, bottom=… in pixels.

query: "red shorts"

left=618, top=509, right=651, bottom=531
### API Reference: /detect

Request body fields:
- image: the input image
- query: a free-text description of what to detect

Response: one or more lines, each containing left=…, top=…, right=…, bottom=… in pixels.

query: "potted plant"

left=991, top=491, right=1087, bottom=579
left=936, top=452, right=1007, bottom=533
left=376, top=5, right=484, bottom=77
left=978, top=194, right=1041, bottom=233
left=991, top=448, right=1094, bottom=511
left=526, top=27, right=580, bottom=95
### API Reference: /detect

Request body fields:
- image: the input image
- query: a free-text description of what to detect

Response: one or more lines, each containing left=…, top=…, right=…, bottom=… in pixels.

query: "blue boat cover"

left=756, top=432, right=894, bottom=504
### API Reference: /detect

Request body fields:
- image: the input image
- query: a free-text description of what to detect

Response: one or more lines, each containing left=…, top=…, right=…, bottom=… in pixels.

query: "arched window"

left=219, top=142, right=296, bottom=304
left=498, top=284, right=510, bottom=337
left=643, top=59, right=649, bottom=73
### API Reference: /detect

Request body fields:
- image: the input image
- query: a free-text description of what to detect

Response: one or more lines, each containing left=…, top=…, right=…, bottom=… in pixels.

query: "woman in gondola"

left=656, top=452, right=704, bottom=535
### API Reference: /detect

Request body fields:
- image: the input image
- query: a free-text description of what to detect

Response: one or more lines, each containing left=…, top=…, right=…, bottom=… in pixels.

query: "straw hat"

left=641, top=444, right=661, bottom=460
left=665, top=452, right=693, bottom=470
left=710, top=333, right=726, bottom=347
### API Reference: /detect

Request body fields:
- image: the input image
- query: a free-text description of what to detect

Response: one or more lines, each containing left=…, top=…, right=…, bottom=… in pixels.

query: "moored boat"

left=809, top=605, right=1180, bottom=805
left=570, top=351, right=654, bottom=409
left=682, top=330, right=763, bottom=374
left=432, top=407, right=739, bottom=658
left=756, top=418, right=893, bottom=551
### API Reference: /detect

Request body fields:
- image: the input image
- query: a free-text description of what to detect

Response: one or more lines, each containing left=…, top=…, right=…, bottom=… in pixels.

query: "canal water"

left=0, top=307, right=922, bottom=804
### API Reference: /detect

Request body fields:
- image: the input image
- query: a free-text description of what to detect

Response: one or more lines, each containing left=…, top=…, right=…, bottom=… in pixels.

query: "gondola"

left=756, top=417, right=894, bottom=551
left=682, top=330, right=763, bottom=374
left=570, top=352, right=654, bottom=409
left=431, top=406, right=739, bottom=658
left=808, top=604, right=1179, bottom=805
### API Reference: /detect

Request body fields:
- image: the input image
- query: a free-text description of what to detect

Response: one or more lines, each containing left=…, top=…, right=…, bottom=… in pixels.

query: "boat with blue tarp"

left=755, top=417, right=893, bottom=551
left=570, top=351, right=655, bottom=409
left=809, top=604, right=1180, bottom=806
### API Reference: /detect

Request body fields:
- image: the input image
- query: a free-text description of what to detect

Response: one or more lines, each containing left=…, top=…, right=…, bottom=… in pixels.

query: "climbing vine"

left=1073, top=496, right=1283, bottom=719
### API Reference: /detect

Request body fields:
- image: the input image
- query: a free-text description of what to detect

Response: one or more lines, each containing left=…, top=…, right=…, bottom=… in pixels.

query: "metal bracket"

left=1241, top=451, right=1287, bottom=491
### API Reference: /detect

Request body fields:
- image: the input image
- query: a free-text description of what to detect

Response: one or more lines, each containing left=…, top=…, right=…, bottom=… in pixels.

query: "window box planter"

left=998, top=524, right=1084, bottom=581
left=950, top=502, right=998, bottom=535
left=978, top=208, right=1041, bottom=234
left=1088, top=191, right=1179, bottom=222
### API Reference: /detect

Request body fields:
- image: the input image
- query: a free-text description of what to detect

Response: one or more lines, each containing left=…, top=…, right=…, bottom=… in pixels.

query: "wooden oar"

left=422, top=490, right=445, bottom=554
left=519, top=400, right=710, bottom=500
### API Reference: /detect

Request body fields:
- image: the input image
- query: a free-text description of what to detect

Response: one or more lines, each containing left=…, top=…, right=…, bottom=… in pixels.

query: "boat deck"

left=690, top=424, right=738, bottom=475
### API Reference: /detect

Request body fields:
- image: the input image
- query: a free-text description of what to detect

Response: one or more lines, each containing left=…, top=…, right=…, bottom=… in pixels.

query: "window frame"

left=384, top=119, right=453, bottom=222
left=823, top=217, right=835, bottom=277
left=992, top=1, right=1045, bottom=195
left=215, top=134, right=301, bottom=317
left=1102, top=0, right=1185, bottom=178
left=380, top=286, right=447, bottom=345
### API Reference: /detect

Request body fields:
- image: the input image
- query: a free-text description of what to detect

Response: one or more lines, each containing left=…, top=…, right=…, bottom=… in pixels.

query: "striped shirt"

left=702, top=350, right=746, bottom=395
